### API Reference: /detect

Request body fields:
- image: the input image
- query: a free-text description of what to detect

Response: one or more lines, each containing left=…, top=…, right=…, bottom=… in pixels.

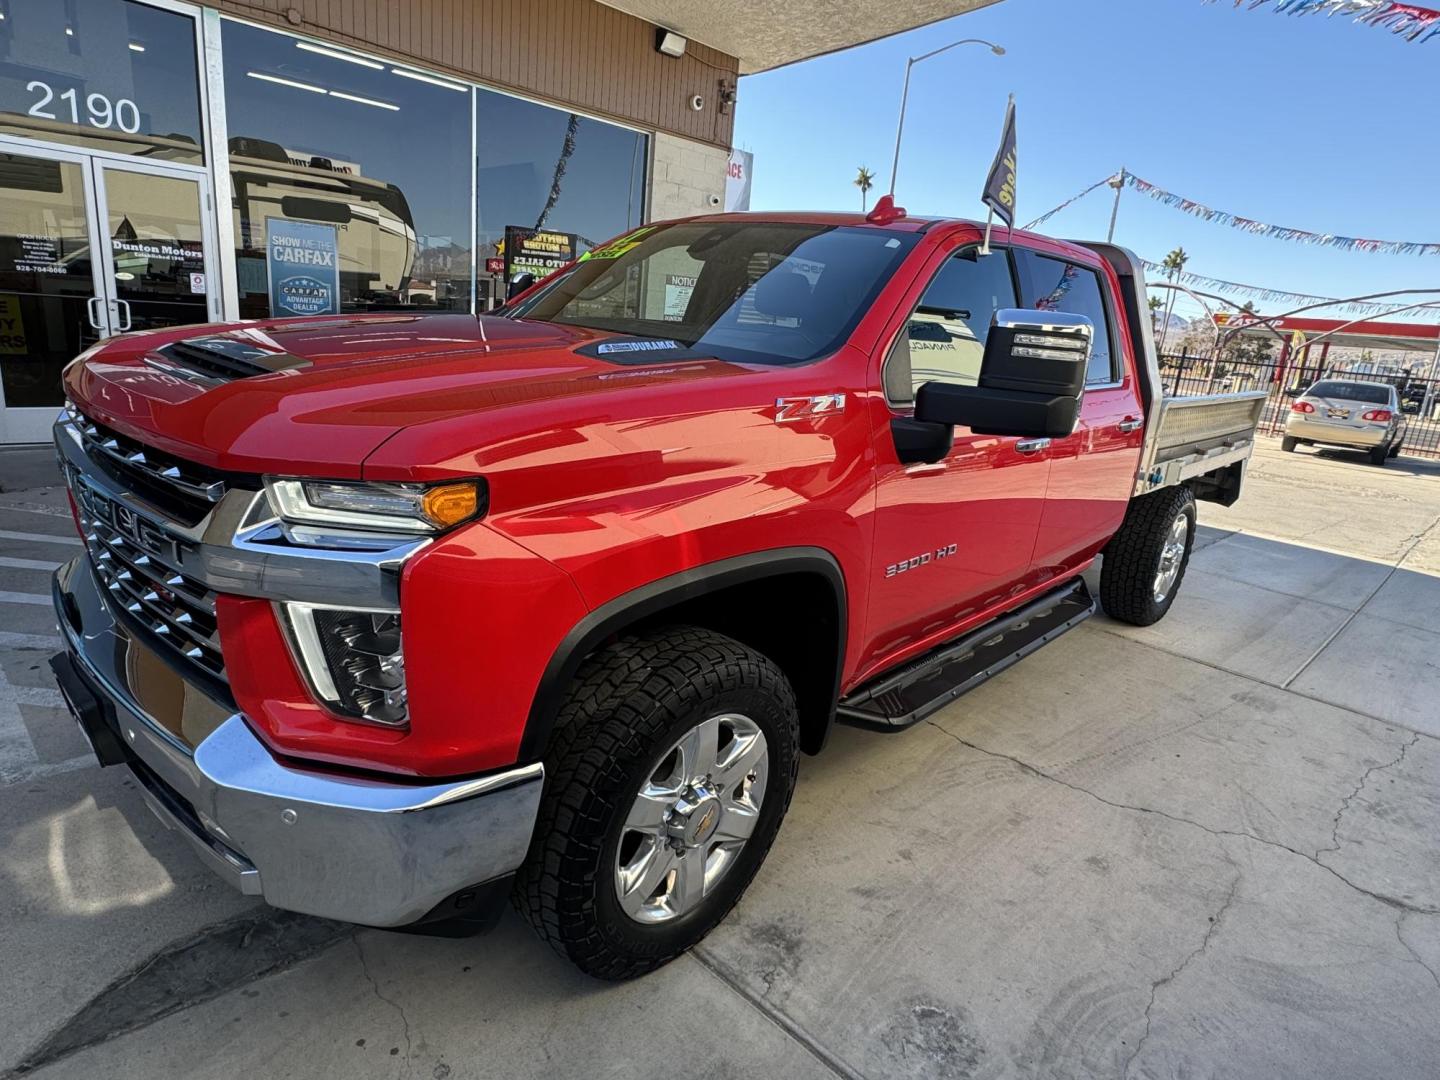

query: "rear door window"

left=1017, top=252, right=1118, bottom=385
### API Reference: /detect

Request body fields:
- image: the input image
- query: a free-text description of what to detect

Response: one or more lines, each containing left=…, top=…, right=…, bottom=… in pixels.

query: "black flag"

left=982, top=95, right=1017, bottom=228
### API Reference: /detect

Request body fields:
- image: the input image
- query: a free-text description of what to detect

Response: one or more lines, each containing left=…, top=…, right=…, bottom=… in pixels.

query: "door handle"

left=1015, top=438, right=1051, bottom=454
left=86, top=296, right=105, bottom=331
left=1117, top=416, right=1143, bottom=433
left=114, top=299, right=132, bottom=332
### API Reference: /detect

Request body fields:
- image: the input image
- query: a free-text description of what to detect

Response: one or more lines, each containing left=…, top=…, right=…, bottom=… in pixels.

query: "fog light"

left=280, top=604, right=407, bottom=727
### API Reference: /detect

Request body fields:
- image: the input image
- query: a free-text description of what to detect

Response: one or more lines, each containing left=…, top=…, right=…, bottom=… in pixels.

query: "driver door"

left=864, top=243, right=1051, bottom=668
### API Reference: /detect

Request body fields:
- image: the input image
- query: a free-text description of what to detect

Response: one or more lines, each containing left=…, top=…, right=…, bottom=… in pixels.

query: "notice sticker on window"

left=189, top=272, right=206, bottom=294
left=662, top=274, right=696, bottom=321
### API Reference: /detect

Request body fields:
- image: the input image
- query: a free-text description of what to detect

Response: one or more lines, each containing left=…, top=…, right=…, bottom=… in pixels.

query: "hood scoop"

left=149, top=336, right=312, bottom=384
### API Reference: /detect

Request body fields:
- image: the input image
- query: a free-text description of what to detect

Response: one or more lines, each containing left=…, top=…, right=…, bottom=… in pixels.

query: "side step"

left=837, top=578, right=1095, bottom=732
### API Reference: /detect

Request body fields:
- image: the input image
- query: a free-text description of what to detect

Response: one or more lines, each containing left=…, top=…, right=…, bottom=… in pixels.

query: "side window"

left=1019, top=254, right=1117, bottom=385
left=884, top=248, right=1017, bottom=405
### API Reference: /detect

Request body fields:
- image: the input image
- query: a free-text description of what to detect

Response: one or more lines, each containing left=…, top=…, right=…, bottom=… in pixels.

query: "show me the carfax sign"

left=265, top=217, right=341, bottom=317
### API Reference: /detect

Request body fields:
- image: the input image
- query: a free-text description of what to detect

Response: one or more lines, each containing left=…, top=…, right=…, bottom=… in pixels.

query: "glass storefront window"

left=0, top=151, right=103, bottom=407
left=220, top=20, right=473, bottom=317
left=476, top=88, right=646, bottom=308
left=0, top=0, right=204, bottom=163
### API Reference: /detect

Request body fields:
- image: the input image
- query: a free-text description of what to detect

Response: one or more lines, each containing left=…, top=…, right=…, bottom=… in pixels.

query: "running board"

left=837, top=578, right=1095, bottom=732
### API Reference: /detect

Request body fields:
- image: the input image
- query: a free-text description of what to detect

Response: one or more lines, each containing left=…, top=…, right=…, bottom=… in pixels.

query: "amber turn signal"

left=420, top=481, right=480, bottom=528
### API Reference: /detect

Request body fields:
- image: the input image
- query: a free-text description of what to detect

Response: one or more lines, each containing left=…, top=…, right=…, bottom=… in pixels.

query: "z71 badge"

left=774, top=393, right=845, bottom=423
left=885, top=543, right=958, bottom=578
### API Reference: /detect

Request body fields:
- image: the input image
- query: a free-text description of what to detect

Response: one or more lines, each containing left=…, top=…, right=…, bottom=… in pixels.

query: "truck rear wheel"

left=514, top=626, right=799, bottom=980
left=1099, top=486, right=1197, bottom=627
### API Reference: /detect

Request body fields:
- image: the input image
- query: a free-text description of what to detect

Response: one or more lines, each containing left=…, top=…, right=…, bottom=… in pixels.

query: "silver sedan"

left=1282, top=378, right=1408, bottom=466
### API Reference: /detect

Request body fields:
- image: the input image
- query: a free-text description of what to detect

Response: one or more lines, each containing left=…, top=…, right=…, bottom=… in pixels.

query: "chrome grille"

left=71, top=479, right=226, bottom=682
left=64, top=402, right=226, bottom=524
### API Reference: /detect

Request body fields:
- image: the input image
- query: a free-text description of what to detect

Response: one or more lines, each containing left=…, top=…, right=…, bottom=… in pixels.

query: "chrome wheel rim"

left=1154, top=511, right=1190, bottom=604
left=614, top=713, right=769, bottom=925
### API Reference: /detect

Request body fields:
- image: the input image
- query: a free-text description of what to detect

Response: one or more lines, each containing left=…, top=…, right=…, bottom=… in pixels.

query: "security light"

left=656, top=28, right=687, bottom=58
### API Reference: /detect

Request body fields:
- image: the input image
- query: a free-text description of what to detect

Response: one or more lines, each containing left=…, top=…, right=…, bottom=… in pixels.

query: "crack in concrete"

left=1121, top=870, right=1241, bottom=1080
left=354, top=933, right=414, bottom=1077
left=923, top=719, right=1440, bottom=917
left=691, top=947, right=864, bottom=1080
left=1315, top=733, right=1419, bottom=861
left=1284, top=516, right=1440, bottom=688
left=1085, top=619, right=1440, bottom=749
left=1395, top=913, right=1440, bottom=997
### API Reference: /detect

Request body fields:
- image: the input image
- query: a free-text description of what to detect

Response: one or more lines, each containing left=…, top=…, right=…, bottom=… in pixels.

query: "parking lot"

left=2, top=440, right=1437, bottom=1080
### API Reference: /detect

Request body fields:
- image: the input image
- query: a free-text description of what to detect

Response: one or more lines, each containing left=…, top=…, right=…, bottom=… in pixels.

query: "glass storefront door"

left=0, top=140, right=218, bottom=443
left=94, top=160, right=213, bottom=334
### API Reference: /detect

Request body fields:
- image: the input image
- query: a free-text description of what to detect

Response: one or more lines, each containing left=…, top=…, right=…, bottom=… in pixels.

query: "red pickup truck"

left=49, top=208, right=1265, bottom=979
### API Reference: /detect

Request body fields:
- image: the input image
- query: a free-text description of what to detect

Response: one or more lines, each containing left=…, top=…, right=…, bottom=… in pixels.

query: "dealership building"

left=0, top=0, right=995, bottom=443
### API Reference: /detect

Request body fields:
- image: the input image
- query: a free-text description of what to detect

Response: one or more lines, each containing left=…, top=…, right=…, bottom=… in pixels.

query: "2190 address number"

left=26, top=80, right=142, bottom=135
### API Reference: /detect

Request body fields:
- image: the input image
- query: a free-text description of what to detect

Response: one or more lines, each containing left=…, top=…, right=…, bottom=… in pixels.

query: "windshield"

left=507, top=220, right=919, bottom=365
left=1306, top=381, right=1391, bottom=404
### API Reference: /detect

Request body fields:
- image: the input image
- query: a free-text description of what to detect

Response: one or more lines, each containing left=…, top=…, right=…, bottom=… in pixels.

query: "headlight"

left=264, top=478, right=485, bottom=534
left=280, top=603, right=408, bottom=727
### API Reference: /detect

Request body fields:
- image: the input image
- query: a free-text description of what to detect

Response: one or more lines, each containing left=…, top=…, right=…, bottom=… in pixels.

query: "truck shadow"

left=1303, top=445, right=1440, bottom=478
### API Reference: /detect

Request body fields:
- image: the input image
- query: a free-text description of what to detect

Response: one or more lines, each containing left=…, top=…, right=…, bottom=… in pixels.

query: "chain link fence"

left=1159, top=350, right=1440, bottom=459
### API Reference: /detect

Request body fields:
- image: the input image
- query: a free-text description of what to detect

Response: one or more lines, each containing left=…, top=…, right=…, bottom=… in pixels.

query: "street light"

left=888, top=37, right=1006, bottom=195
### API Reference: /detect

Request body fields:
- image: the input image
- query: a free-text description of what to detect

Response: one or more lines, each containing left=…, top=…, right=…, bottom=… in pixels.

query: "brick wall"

left=649, top=133, right=729, bottom=222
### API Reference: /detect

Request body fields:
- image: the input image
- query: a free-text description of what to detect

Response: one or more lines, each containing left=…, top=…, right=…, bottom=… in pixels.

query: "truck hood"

left=64, top=313, right=750, bottom=477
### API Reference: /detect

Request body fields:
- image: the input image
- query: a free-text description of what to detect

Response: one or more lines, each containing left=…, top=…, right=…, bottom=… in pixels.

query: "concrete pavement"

left=1, top=442, right=1437, bottom=1079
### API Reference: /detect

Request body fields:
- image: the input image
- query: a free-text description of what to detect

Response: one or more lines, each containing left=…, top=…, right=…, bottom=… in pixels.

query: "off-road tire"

left=1370, top=444, right=1388, bottom=466
left=1281, top=436, right=1298, bottom=452
left=514, top=626, right=799, bottom=980
left=1099, top=486, right=1197, bottom=627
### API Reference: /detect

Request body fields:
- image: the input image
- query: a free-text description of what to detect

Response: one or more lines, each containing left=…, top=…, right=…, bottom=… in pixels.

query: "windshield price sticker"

left=579, top=226, right=658, bottom=262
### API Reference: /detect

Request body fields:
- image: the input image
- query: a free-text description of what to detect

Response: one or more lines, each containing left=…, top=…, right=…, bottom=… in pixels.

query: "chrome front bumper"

left=52, top=558, right=543, bottom=927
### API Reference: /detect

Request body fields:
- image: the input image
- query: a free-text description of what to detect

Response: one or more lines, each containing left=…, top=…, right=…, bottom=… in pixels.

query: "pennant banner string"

left=1137, top=260, right=1438, bottom=319
left=1014, top=173, right=1440, bottom=317
left=1124, top=172, right=1440, bottom=256
left=1020, top=175, right=1116, bottom=231
left=1207, top=1, right=1440, bottom=44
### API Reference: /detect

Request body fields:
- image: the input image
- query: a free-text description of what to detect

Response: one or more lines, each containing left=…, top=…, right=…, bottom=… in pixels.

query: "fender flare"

left=518, top=547, right=847, bottom=764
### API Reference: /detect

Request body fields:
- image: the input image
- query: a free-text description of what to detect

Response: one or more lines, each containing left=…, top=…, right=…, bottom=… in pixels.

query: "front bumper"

left=52, top=558, right=543, bottom=927
left=1285, top=416, right=1387, bottom=448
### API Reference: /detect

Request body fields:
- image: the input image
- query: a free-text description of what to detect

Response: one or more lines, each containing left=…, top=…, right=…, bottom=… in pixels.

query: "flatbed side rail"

left=1133, top=390, right=1268, bottom=496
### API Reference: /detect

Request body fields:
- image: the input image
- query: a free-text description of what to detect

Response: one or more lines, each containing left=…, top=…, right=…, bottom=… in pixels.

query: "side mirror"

left=915, top=309, right=1092, bottom=439
left=507, top=271, right=537, bottom=299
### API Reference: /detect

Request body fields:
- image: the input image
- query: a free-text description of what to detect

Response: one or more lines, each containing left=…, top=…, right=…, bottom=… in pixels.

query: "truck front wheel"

left=515, top=626, right=799, bottom=980
left=1099, top=486, right=1197, bottom=627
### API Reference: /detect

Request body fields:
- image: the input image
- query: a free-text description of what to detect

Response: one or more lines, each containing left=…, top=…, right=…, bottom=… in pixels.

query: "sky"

left=732, top=0, right=1439, bottom=325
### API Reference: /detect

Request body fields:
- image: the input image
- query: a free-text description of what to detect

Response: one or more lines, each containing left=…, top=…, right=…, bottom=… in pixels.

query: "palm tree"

left=853, top=166, right=875, bottom=212
left=534, top=113, right=581, bottom=232
left=1158, top=246, right=1188, bottom=354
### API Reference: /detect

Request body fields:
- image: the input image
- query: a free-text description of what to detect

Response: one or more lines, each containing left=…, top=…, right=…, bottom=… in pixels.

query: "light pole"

left=888, top=37, right=1006, bottom=196
left=1106, top=168, right=1126, bottom=242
